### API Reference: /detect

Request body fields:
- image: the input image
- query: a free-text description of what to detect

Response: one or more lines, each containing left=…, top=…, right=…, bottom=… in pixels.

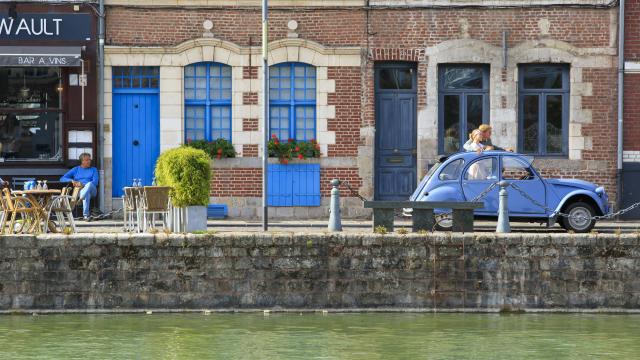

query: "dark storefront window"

left=518, top=64, right=569, bottom=156
left=438, top=64, right=490, bottom=154
left=0, top=67, right=62, bottom=161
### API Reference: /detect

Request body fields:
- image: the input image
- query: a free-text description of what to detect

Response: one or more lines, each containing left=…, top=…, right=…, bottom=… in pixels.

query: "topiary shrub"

left=155, top=147, right=211, bottom=207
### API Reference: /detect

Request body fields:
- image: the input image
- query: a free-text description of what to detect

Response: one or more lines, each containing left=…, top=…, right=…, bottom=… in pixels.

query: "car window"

left=464, top=157, right=498, bottom=181
left=502, top=157, right=535, bottom=180
left=438, top=159, right=464, bottom=181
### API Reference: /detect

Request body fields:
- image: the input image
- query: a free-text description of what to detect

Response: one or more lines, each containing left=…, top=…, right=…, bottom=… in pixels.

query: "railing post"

left=496, top=181, right=511, bottom=233
left=328, top=179, right=342, bottom=232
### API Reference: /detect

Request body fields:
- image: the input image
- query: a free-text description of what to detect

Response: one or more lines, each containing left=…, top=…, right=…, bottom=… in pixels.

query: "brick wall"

left=626, top=0, right=640, bottom=61
left=624, top=74, right=640, bottom=151
left=368, top=8, right=612, bottom=49
left=327, top=67, right=362, bottom=157
left=105, top=7, right=365, bottom=47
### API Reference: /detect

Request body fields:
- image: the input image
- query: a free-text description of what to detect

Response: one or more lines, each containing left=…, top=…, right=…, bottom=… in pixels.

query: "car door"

left=500, top=155, right=547, bottom=215
left=462, top=156, right=499, bottom=214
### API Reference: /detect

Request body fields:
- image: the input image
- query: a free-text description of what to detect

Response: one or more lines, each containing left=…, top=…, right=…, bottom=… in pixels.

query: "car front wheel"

left=560, top=201, right=596, bottom=233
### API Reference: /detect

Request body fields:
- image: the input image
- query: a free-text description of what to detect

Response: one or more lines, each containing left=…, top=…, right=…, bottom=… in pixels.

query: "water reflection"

left=0, top=313, right=639, bottom=359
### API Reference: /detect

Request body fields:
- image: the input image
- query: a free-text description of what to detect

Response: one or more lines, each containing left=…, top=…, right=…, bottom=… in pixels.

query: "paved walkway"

left=73, top=218, right=640, bottom=234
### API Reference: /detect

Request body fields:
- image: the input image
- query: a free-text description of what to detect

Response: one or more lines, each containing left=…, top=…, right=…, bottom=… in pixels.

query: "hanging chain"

left=433, top=182, right=499, bottom=230
left=341, top=180, right=370, bottom=202
left=508, top=182, right=640, bottom=221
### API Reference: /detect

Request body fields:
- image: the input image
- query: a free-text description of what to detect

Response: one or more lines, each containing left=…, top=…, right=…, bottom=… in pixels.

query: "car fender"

left=419, top=183, right=465, bottom=202
left=554, top=190, right=606, bottom=216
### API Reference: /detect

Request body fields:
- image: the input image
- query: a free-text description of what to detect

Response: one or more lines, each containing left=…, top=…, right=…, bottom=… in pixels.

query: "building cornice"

left=369, top=0, right=616, bottom=7
left=104, top=0, right=365, bottom=7
left=103, top=0, right=615, bottom=7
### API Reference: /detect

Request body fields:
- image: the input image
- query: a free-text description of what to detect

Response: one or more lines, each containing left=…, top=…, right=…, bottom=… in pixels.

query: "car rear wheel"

left=434, top=214, right=453, bottom=231
left=560, top=201, right=596, bottom=233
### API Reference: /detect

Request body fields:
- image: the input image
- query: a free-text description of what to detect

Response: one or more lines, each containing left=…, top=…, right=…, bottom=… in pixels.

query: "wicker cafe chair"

left=122, top=187, right=142, bottom=232
left=139, top=186, right=171, bottom=232
left=44, top=187, right=77, bottom=233
left=0, top=188, right=41, bottom=234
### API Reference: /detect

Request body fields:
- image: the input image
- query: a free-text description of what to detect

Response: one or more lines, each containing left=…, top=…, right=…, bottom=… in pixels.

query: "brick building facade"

left=102, top=0, right=621, bottom=219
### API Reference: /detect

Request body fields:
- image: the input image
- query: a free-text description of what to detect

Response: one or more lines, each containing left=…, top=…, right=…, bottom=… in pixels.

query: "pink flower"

left=288, top=138, right=294, bottom=143
left=298, top=154, right=304, bottom=159
left=295, top=146, right=300, bottom=152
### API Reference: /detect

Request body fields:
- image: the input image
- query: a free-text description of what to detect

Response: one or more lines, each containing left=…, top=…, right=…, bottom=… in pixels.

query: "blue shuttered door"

left=112, top=67, right=160, bottom=198
left=112, top=91, right=160, bottom=197
left=267, top=164, right=320, bottom=206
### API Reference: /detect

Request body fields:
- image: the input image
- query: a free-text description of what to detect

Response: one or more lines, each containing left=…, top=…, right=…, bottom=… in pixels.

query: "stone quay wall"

left=1, top=233, right=640, bottom=312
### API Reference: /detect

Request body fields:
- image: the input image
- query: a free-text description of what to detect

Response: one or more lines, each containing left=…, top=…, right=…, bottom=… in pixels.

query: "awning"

left=0, top=46, right=82, bottom=67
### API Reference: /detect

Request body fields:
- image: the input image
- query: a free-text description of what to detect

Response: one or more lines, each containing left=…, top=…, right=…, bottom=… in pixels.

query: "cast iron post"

left=496, top=180, right=511, bottom=233
left=328, top=179, right=342, bottom=232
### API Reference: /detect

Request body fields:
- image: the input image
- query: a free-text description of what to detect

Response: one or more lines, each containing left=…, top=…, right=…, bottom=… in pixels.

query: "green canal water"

left=1, top=313, right=639, bottom=359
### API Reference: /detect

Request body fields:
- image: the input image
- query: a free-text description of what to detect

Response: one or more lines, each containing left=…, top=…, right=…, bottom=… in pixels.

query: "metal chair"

left=139, top=186, right=171, bottom=232
left=122, top=187, right=142, bottom=232
left=44, top=187, right=77, bottom=233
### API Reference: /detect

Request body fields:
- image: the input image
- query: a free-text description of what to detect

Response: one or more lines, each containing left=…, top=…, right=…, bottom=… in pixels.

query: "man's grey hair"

left=79, top=153, right=92, bottom=161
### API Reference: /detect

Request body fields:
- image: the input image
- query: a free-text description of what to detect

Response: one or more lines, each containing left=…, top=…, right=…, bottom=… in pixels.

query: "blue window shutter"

left=267, top=164, right=320, bottom=206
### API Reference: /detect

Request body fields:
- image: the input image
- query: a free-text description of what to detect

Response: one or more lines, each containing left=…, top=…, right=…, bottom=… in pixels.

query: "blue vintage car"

left=408, top=151, right=610, bottom=232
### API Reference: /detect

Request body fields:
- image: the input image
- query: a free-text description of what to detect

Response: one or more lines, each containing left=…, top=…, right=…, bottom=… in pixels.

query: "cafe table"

left=13, top=189, right=61, bottom=233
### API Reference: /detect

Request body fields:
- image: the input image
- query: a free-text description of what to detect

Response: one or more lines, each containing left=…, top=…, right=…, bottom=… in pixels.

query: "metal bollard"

left=328, top=179, right=343, bottom=232
left=496, top=180, right=511, bottom=233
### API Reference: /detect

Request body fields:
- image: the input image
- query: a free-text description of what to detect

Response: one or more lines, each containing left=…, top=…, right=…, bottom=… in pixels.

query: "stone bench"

left=363, top=201, right=485, bottom=232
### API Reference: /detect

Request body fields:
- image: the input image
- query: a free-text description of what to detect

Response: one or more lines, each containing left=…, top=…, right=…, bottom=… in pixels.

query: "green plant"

left=268, top=134, right=321, bottom=164
left=374, top=225, right=388, bottom=235
left=185, top=138, right=236, bottom=159
left=397, top=227, right=409, bottom=235
left=417, top=229, right=429, bottom=236
left=155, top=147, right=211, bottom=207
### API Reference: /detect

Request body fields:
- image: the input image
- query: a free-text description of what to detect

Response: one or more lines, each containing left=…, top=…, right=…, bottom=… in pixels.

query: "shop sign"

left=0, top=13, right=92, bottom=41
left=0, top=54, right=80, bottom=67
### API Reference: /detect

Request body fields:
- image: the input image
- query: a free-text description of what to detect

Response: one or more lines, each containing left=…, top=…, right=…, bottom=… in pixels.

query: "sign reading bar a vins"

left=0, top=55, right=80, bottom=67
left=0, top=13, right=92, bottom=41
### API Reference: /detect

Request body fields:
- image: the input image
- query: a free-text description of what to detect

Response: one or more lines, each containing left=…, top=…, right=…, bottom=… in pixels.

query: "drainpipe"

left=98, top=0, right=105, bottom=213
left=617, top=0, right=625, bottom=212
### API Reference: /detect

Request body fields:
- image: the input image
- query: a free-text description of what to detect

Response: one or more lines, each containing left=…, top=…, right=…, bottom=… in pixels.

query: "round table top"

left=14, top=189, right=61, bottom=195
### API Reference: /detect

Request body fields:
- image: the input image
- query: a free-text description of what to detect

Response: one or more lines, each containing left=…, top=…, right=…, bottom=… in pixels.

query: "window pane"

left=185, top=106, right=206, bottom=141
left=522, top=95, right=539, bottom=154
left=443, top=95, right=460, bottom=153
left=379, top=68, right=413, bottom=90
left=185, top=78, right=195, bottom=89
left=523, top=66, right=564, bottom=89
left=196, top=66, right=206, bottom=76
left=0, top=111, right=62, bottom=161
left=546, top=95, right=564, bottom=154
left=439, top=159, right=464, bottom=181
left=185, top=66, right=194, bottom=76
left=295, top=106, right=315, bottom=141
left=270, top=106, right=290, bottom=140
left=442, top=67, right=484, bottom=89
left=502, top=157, right=534, bottom=180
left=211, top=105, right=231, bottom=140
left=466, top=94, right=484, bottom=135
left=465, top=158, right=497, bottom=181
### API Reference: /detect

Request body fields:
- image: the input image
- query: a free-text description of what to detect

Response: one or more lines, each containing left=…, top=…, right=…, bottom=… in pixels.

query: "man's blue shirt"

left=60, top=166, right=99, bottom=187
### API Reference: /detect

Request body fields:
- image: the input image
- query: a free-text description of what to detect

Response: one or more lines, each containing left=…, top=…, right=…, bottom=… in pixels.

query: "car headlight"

left=595, top=186, right=605, bottom=198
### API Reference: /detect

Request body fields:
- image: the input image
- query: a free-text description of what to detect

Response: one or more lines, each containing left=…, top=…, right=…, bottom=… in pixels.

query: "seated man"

left=60, top=153, right=99, bottom=221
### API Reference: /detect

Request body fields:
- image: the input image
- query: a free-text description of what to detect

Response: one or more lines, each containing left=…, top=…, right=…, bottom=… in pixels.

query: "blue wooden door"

left=112, top=91, right=160, bottom=197
left=374, top=63, right=417, bottom=200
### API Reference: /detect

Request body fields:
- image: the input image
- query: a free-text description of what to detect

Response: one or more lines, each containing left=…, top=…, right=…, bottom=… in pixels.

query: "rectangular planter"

left=169, top=205, right=207, bottom=233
